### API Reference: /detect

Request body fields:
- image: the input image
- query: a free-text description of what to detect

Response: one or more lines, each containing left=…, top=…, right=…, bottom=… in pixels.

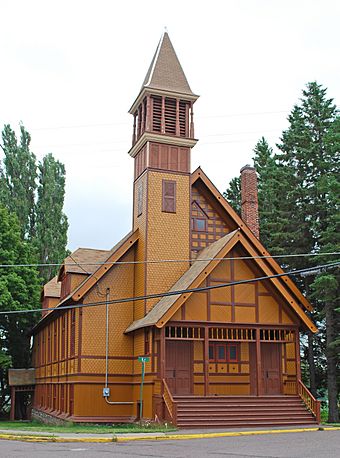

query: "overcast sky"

left=0, top=0, right=339, bottom=252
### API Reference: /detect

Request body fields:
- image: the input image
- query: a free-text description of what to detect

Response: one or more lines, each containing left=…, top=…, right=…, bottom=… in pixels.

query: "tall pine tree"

left=0, top=124, right=37, bottom=239
left=224, top=82, right=340, bottom=421
left=35, top=154, right=69, bottom=283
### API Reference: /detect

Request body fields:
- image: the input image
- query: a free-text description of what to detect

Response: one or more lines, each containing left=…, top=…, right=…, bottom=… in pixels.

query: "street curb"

left=0, top=434, right=114, bottom=443
left=0, top=427, right=339, bottom=443
left=115, top=426, right=340, bottom=442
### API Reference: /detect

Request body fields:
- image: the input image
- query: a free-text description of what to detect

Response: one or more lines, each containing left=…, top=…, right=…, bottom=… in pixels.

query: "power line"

left=0, top=261, right=338, bottom=316
left=0, top=251, right=338, bottom=269
left=29, top=111, right=289, bottom=131
left=31, top=129, right=282, bottom=150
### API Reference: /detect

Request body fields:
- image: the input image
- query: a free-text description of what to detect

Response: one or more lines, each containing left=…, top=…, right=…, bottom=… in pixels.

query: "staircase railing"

left=162, top=379, right=177, bottom=424
left=298, top=379, right=321, bottom=423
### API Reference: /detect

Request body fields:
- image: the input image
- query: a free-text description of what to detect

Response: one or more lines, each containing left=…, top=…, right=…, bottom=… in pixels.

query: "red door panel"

left=261, top=343, right=281, bottom=395
left=165, top=341, right=192, bottom=395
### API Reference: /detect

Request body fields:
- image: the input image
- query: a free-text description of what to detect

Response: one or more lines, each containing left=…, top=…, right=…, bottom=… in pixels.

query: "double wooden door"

left=165, top=341, right=192, bottom=395
left=261, top=343, right=282, bottom=395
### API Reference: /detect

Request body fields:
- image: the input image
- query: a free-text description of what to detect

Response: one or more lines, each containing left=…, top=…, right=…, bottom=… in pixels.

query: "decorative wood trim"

left=230, top=257, right=235, bottom=322
left=144, top=172, right=149, bottom=314
left=78, top=308, right=82, bottom=373
left=256, top=328, right=262, bottom=396
left=128, top=132, right=197, bottom=158
left=295, top=329, right=301, bottom=379
left=191, top=167, right=314, bottom=313
left=204, top=327, right=209, bottom=395
left=255, top=282, right=259, bottom=323
left=154, top=231, right=241, bottom=328
left=72, top=230, right=139, bottom=302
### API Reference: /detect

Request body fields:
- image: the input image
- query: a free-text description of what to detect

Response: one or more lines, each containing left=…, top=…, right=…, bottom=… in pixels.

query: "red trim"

left=209, top=342, right=240, bottom=363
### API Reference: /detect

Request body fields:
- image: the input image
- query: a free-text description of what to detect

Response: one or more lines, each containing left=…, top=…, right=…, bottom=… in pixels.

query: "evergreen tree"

left=0, top=124, right=37, bottom=239
left=252, top=137, right=285, bottom=251
left=35, top=154, right=69, bottom=283
left=223, top=177, right=241, bottom=214
left=224, top=82, right=340, bottom=420
left=0, top=123, right=69, bottom=284
left=276, top=82, right=339, bottom=421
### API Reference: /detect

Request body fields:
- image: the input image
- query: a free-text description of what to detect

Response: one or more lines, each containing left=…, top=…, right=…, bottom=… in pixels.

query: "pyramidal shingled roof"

left=141, top=32, right=194, bottom=96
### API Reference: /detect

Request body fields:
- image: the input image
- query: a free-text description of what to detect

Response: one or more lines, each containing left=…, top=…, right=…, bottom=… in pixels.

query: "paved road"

left=1, top=430, right=339, bottom=457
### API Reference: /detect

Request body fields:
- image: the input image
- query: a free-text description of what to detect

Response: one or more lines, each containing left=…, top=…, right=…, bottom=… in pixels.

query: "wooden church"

left=31, top=32, right=320, bottom=427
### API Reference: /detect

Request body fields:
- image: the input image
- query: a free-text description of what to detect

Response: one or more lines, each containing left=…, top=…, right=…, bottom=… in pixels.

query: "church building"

left=31, top=32, right=320, bottom=427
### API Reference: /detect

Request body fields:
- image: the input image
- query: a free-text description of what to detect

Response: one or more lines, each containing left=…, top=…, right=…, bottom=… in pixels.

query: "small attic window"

left=192, top=217, right=206, bottom=231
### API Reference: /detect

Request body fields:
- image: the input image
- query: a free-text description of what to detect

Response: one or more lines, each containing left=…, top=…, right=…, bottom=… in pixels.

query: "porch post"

left=204, top=326, right=209, bottom=396
left=160, top=327, right=165, bottom=381
left=295, top=329, right=301, bottom=383
left=256, top=328, right=262, bottom=396
left=10, top=387, right=15, bottom=420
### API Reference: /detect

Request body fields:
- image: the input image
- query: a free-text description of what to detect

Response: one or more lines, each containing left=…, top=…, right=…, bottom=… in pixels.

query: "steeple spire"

left=128, top=32, right=198, bottom=161
left=141, top=32, right=194, bottom=96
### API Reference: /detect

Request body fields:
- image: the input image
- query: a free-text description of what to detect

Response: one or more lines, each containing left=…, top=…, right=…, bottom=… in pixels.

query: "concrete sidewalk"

left=0, top=424, right=339, bottom=443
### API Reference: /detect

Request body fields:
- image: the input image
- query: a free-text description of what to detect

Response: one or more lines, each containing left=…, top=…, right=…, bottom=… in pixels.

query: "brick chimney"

left=240, top=165, right=259, bottom=239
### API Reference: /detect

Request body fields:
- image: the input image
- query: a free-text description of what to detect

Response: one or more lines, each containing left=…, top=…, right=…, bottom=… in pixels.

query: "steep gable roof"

left=126, top=230, right=240, bottom=333
left=32, top=230, right=139, bottom=335
left=70, top=229, right=139, bottom=303
left=142, top=31, right=194, bottom=96
left=191, top=167, right=314, bottom=313
left=42, top=276, right=61, bottom=299
left=58, top=248, right=111, bottom=279
left=125, top=230, right=317, bottom=334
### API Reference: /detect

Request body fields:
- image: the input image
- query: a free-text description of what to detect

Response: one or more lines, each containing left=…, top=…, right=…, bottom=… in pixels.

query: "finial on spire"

left=164, top=26, right=168, bottom=33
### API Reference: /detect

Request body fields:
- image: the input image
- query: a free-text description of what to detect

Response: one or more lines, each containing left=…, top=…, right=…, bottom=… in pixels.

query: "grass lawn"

left=0, top=420, right=176, bottom=434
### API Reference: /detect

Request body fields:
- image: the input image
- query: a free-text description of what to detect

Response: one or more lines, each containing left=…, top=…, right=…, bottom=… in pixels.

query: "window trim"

left=137, top=181, right=143, bottom=217
left=209, top=342, right=240, bottom=363
left=192, top=217, right=207, bottom=232
left=162, top=179, right=176, bottom=213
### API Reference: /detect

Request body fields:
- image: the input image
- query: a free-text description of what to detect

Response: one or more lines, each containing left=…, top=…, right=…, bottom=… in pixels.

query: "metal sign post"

left=138, top=356, right=150, bottom=423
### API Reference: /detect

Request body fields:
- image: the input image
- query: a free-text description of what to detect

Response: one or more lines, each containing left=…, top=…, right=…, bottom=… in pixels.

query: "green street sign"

left=138, top=356, right=150, bottom=363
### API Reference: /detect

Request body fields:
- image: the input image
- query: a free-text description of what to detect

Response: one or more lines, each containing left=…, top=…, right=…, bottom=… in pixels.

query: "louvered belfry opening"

left=179, top=100, right=189, bottom=137
left=132, top=95, right=192, bottom=144
left=152, top=95, right=162, bottom=132
left=164, top=97, right=176, bottom=134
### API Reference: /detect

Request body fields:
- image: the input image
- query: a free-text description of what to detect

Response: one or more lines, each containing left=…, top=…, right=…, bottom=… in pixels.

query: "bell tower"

left=129, top=32, right=199, bottom=317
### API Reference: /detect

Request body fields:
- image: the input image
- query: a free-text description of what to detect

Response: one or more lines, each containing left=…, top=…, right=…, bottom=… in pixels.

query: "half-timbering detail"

left=191, top=185, right=230, bottom=253
left=29, top=32, right=320, bottom=428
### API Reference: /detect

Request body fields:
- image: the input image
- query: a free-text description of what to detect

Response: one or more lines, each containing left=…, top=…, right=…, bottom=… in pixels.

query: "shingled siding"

left=145, top=170, right=190, bottom=312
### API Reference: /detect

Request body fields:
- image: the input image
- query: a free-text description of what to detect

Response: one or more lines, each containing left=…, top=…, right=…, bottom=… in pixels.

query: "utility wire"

left=29, top=111, right=289, bottom=131
left=30, top=129, right=282, bottom=150
left=0, top=251, right=338, bottom=269
left=0, top=261, right=338, bottom=316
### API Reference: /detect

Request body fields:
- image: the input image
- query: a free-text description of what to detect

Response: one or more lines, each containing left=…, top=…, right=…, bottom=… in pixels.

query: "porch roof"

left=125, top=228, right=317, bottom=334
left=125, top=230, right=240, bottom=333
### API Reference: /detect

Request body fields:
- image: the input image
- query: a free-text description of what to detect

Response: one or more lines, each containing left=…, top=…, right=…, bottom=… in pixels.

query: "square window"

left=193, top=218, right=206, bottom=231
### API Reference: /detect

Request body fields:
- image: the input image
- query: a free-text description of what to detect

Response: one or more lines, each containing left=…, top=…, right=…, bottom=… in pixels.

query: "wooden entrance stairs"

left=169, top=395, right=318, bottom=428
